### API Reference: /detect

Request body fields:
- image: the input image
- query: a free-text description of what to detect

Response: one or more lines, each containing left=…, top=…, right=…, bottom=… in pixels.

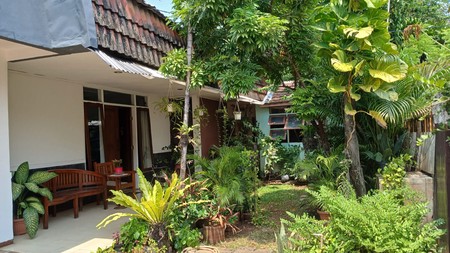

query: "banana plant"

left=313, top=0, right=408, bottom=196
left=97, top=169, right=189, bottom=250
left=12, top=161, right=56, bottom=238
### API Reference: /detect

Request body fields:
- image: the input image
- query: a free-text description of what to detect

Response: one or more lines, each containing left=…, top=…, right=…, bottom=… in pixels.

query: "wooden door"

left=103, top=105, right=133, bottom=171
left=103, top=106, right=121, bottom=163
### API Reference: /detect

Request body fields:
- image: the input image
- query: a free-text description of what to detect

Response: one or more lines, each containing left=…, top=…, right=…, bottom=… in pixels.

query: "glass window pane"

left=136, top=95, right=147, bottom=107
left=104, top=90, right=132, bottom=105
left=269, top=115, right=286, bottom=125
left=83, top=87, right=100, bottom=102
left=285, top=114, right=301, bottom=129
left=270, top=129, right=286, bottom=140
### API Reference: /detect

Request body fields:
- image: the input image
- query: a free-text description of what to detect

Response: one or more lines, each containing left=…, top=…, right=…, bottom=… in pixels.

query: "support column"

left=0, top=51, right=13, bottom=245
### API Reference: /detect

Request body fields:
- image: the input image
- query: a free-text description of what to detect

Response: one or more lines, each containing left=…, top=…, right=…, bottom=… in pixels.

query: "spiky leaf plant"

left=97, top=169, right=189, bottom=251
left=12, top=161, right=56, bottom=238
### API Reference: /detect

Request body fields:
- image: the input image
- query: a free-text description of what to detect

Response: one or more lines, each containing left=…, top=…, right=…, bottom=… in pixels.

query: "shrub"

left=281, top=187, right=445, bottom=252
left=118, top=218, right=148, bottom=252
left=379, top=154, right=412, bottom=190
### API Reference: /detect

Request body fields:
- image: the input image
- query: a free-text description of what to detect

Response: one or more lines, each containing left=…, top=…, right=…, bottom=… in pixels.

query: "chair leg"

left=43, top=205, right=49, bottom=229
left=103, top=190, right=108, bottom=209
left=73, top=197, right=79, bottom=219
left=96, top=195, right=100, bottom=205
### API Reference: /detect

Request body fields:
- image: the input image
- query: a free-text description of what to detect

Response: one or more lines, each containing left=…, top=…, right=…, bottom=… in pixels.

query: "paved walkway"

left=0, top=204, right=273, bottom=253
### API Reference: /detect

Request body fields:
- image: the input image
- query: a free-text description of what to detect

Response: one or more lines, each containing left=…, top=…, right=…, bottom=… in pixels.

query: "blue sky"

left=145, top=0, right=173, bottom=14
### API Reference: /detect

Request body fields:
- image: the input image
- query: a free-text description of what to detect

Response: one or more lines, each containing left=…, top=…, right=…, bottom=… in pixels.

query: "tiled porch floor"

left=0, top=203, right=273, bottom=253
left=0, top=203, right=130, bottom=253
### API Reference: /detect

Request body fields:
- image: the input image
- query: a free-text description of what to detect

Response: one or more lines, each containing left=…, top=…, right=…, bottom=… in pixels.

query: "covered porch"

left=0, top=202, right=130, bottom=253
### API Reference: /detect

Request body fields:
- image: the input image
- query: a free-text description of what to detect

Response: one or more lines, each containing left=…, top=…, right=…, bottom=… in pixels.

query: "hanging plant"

left=233, top=100, right=242, bottom=121
left=154, top=97, right=183, bottom=118
left=194, top=105, right=209, bottom=124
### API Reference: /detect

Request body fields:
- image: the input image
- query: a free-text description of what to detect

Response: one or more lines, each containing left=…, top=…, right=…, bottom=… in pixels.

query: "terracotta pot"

left=317, top=210, right=331, bottom=220
left=202, top=225, right=225, bottom=245
left=13, top=218, right=27, bottom=236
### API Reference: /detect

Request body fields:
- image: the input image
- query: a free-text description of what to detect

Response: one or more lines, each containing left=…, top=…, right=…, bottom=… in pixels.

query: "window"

left=136, top=95, right=147, bottom=107
left=268, top=107, right=302, bottom=143
left=83, top=87, right=100, bottom=102
left=104, top=90, right=132, bottom=105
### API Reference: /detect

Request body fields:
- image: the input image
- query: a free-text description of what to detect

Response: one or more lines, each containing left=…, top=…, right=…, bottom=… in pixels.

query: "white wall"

left=0, top=51, right=13, bottom=244
left=148, top=94, right=171, bottom=153
left=8, top=72, right=85, bottom=170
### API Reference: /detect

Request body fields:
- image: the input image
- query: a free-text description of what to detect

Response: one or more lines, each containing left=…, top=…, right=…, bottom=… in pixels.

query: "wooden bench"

left=43, top=169, right=108, bottom=229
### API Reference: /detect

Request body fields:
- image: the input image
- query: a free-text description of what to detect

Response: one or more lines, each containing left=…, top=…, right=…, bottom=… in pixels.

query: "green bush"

left=118, top=218, right=148, bottom=252
left=193, top=146, right=259, bottom=212
left=280, top=187, right=445, bottom=252
left=379, top=154, right=412, bottom=190
left=168, top=180, right=211, bottom=251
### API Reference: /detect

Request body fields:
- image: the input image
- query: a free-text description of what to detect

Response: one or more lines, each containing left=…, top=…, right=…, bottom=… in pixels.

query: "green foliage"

left=193, top=146, right=259, bottom=212
left=289, top=80, right=341, bottom=122
left=227, top=5, right=288, bottom=52
left=168, top=0, right=289, bottom=98
left=11, top=161, right=56, bottom=238
left=97, top=170, right=186, bottom=227
left=400, top=28, right=450, bottom=66
left=153, top=97, right=183, bottom=119
left=168, top=179, right=210, bottom=251
left=118, top=218, right=149, bottom=253
left=314, top=0, right=408, bottom=117
left=281, top=187, right=445, bottom=252
left=97, top=169, right=190, bottom=251
left=389, top=0, right=450, bottom=45
left=159, top=49, right=207, bottom=89
left=260, top=136, right=302, bottom=177
left=171, top=223, right=202, bottom=251
left=260, top=137, right=282, bottom=176
left=379, top=154, right=412, bottom=190
left=293, top=149, right=348, bottom=190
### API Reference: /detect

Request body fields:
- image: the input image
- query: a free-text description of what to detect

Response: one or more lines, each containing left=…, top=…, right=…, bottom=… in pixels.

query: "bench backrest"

left=80, top=170, right=105, bottom=187
left=45, top=169, right=105, bottom=192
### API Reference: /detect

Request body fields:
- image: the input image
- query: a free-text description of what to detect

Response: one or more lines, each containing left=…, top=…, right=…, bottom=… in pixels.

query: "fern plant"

left=282, top=186, right=445, bottom=252
left=12, top=161, right=56, bottom=238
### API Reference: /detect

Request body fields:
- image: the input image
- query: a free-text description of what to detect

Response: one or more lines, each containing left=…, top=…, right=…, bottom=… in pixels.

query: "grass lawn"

left=217, top=182, right=307, bottom=251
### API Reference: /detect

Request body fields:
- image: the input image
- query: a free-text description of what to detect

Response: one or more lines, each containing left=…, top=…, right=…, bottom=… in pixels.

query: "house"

left=0, top=0, right=261, bottom=245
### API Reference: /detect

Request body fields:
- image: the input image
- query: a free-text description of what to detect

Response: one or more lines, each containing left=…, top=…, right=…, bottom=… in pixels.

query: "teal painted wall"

left=255, top=106, right=304, bottom=175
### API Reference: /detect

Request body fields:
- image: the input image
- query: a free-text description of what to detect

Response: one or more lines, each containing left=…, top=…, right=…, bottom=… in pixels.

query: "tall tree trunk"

left=179, top=25, right=193, bottom=180
left=311, top=119, right=330, bottom=154
left=343, top=94, right=366, bottom=197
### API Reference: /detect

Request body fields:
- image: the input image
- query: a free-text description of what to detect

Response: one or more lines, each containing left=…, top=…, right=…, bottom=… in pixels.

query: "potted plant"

left=154, top=97, right=183, bottom=118
left=12, top=161, right=57, bottom=238
left=202, top=204, right=240, bottom=244
left=194, top=105, right=209, bottom=125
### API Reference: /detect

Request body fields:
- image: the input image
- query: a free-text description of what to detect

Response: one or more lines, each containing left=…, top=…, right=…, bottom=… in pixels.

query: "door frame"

left=137, top=107, right=154, bottom=170
left=84, top=102, right=103, bottom=171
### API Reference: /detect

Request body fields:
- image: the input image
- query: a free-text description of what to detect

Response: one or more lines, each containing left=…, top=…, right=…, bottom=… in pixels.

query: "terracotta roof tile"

left=92, top=0, right=184, bottom=69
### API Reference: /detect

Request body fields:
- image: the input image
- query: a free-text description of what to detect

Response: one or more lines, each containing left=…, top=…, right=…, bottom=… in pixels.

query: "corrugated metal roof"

left=91, top=48, right=165, bottom=79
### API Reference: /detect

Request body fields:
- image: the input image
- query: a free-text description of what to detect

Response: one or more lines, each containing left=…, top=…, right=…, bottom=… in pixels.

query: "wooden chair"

left=94, top=162, right=136, bottom=196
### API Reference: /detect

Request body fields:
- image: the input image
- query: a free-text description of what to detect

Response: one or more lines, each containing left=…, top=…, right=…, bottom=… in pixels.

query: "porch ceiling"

left=0, top=38, right=56, bottom=62
left=8, top=50, right=186, bottom=96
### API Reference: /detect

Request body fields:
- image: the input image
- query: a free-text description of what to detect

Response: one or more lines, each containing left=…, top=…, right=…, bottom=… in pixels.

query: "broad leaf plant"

left=313, top=0, right=408, bottom=196
left=12, top=161, right=56, bottom=238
